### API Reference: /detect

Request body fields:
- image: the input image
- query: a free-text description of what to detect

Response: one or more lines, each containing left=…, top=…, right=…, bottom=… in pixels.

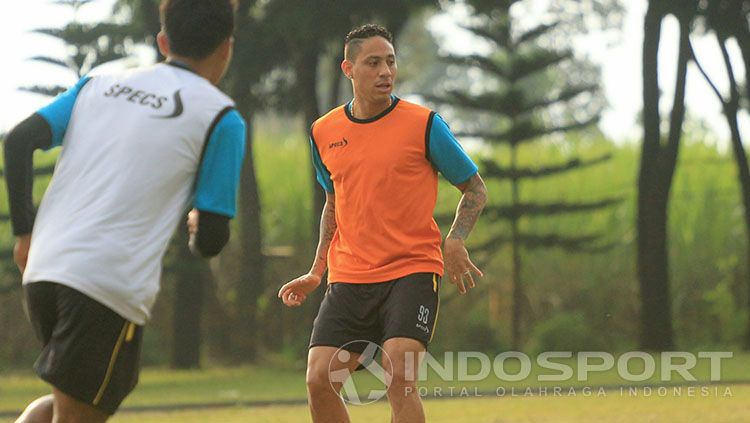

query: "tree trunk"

left=296, top=50, right=324, bottom=241
left=715, top=37, right=750, bottom=351
left=294, top=49, right=328, bottom=327
left=226, top=1, right=265, bottom=362
left=731, top=22, right=750, bottom=351
left=510, top=146, right=522, bottom=350
left=327, top=50, right=344, bottom=110
left=233, top=118, right=264, bottom=362
left=637, top=2, right=691, bottom=351
left=170, top=225, right=208, bottom=369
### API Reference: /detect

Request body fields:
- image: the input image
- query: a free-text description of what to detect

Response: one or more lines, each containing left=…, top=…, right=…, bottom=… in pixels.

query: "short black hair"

left=160, top=0, right=236, bottom=59
left=344, top=24, right=393, bottom=61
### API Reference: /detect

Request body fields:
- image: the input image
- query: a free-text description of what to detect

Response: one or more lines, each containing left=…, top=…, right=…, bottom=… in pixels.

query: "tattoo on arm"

left=310, top=194, right=337, bottom=276
left=447, top=174, right=487, bottom=241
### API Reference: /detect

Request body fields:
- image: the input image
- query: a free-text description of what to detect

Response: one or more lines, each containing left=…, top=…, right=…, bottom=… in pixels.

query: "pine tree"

left=430, top=0, right=621, bottom=349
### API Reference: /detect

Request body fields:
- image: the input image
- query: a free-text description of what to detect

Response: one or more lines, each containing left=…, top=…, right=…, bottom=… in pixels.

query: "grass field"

left=106, top=386, right=748, bottom=423
left=2, top=353, right=749, bottom=422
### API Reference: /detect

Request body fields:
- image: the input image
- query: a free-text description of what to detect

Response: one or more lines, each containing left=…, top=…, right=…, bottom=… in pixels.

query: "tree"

left=690, top=0, right=750, bottom=350
left=219, top=0, right=286, bottom=363
left=429, top=0, right=622, bottom=349
left=637, top=0, right=697, bottom=351
left=23, top=0, right=140, bottom=96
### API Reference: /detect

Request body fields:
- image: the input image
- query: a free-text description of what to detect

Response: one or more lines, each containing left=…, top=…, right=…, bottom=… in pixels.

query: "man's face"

left=348, top=36, right=397, bottom=104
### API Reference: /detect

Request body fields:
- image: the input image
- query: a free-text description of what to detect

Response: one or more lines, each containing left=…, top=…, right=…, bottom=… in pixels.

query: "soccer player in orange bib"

left=278, top=24, right=487, bottom=423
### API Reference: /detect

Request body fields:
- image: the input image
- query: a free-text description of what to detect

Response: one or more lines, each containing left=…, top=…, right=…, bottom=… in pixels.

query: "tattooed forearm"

left=310, top=193, right=337, bottom=276
left=446, top=174, right=487, bottom=241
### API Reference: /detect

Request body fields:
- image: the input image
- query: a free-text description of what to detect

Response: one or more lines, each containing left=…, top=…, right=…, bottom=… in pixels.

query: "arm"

left=4, top=114, right=54, bottom=272
left=444, top=173, right=488, bottom=294
left=4, top=114, right=53, bottom=236
left=5, top=77, right=90, bottom=273
left=189, top=108, right=246, bottom=258
left=426, top=113, right=488, bottom=294
left=187, top=209, right=230, bottom=258
left=278, top=192, right=336, bottom=307
left=310, top=191, right=337, bottom=278
left=447, top=173, right=488, bottom=241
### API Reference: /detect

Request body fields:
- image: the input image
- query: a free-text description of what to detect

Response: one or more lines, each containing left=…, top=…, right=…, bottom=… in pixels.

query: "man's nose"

left=379, top=63, right=392, bottom=77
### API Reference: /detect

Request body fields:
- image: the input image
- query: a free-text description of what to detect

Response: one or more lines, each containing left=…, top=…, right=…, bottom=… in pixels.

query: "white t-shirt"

left=23, top=62, right=246, bottom=325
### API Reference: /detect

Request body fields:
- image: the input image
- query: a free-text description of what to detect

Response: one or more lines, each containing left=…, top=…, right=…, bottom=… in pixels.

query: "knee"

left=50, top=389, right=108, bottom=423
left=306, top=367, right=335, bottom=397
left=386, top=364, right=419, bottom=401
left=15, top=395, right=54, bottom=423
left=389, top=369, right=418, bottom=390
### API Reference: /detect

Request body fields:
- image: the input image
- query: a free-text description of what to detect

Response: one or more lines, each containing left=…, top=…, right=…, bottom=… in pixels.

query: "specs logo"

left=329, top=138, right=349, bottom=149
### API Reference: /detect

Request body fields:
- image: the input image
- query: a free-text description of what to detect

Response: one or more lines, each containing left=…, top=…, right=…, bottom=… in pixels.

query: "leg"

left=15, top=395, right=53, bottom=423
left=24, top=283, right=142, bottom=421
left=306, top=346, right=362, bottom=423
left=51, top=388, right=109, bottom=423
left=383, top=337, right=426, bottom=423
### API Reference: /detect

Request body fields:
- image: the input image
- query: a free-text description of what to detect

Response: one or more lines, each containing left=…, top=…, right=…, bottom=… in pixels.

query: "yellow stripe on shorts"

left=93, top=322, right=130, bottom=405
left=429, top=274, right=440, bottom=343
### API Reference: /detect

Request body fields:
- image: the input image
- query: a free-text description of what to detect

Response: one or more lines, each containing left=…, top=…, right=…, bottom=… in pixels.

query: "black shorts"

left=310, top=272, right=441, bottom=354
left=23, top=282, right=143, bottom=415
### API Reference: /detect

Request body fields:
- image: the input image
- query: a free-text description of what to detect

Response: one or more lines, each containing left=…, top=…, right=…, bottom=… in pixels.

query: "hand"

left=278, top=273, right=322, bottom=307
left=187, top=209, right=199, bottom=235
left=443, top=237, right=483, bottom=295
left=14, top=234, right=32, bottom=274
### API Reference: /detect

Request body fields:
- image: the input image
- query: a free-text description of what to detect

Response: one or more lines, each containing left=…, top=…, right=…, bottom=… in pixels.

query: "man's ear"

left=341, top=59, right=353, bottom=79
left=156, top=31, right=170, bottom=58
left=221, top=36, right=234, bottom=60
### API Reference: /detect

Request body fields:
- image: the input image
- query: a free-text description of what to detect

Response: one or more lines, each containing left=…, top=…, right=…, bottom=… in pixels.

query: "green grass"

left=2, top=352, right=750, bottom=420
left=0, top=366, right=307, bottom=413
left=110, top=385, right=749, bottom=422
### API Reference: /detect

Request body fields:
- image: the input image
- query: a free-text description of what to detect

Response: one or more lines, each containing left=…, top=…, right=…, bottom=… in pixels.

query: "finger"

left=279, top=283, right=296, bottom=299
left=287, top=293, right=304, bottom=307
left=285, top=290, right=307, bottom=306
left=282, top=292, right=297, bottom=306
left=278, top=284, right=288, bottom=298
left=282, top=289, right=296, bottom=303
left=453, top=276, right=466, bottom=294
left=14, top=257, right=24, bottom=273
left=289, top=292, right=306, bottom=303
left=464, top=271, right=476, bottom=289
left=469, top=261, right=483, bottom=278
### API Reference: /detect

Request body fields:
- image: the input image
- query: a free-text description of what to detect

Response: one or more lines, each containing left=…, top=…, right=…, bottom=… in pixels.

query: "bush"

left=527, top=312, right=605, bottom=354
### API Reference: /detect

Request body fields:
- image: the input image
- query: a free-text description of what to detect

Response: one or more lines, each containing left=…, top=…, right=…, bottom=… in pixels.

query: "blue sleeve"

left=193, top=109, right=246, bottom=218
left=428, top=113, right=478, bottom=185
left=310, top=134, right=334, bottom=193
left=36, top=76, right=92, bottom=149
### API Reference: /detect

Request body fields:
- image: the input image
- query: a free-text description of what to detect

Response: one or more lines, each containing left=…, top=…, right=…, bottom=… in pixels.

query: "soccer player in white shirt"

left=4, top=1, right=244, bottom=421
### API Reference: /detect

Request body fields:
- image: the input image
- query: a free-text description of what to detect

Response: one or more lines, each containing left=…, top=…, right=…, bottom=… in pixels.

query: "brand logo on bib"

left=152, top=89, right=184, bottom=119
left=329, top=138, right=349, bottom=149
